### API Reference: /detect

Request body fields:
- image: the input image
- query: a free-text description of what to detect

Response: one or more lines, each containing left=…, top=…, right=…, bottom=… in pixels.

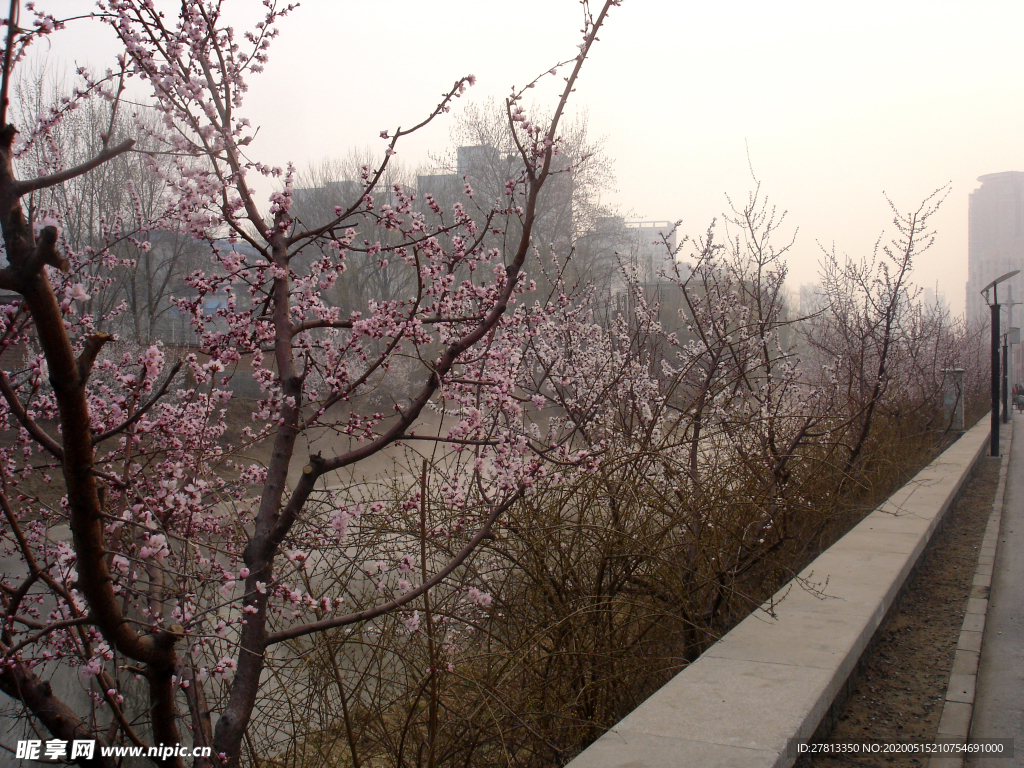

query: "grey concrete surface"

left=567, top=419, right=990, bottom=768
left=970, top=412, right=1024, bottom=767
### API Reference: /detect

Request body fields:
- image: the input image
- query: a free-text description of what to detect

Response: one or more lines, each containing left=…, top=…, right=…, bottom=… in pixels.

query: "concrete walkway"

left=971, top=414, right=1024, bottom=767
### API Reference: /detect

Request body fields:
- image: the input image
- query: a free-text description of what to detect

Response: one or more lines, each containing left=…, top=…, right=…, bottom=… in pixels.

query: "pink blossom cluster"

left=0, top=0, right=624, bottom=763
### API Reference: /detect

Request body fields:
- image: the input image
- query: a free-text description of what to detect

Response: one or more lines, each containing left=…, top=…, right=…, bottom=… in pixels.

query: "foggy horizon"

left=36, top=1, right=1024, bottom=318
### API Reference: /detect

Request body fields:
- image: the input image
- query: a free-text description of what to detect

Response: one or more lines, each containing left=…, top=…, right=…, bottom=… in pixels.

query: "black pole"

left=992, top=299, right=1001, bottom=455
left=1003, top=334, right=1010, bottom=424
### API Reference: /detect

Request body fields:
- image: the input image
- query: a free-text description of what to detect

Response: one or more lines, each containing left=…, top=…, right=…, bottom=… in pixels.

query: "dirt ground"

left=802, top=454, right=1001, bottom=768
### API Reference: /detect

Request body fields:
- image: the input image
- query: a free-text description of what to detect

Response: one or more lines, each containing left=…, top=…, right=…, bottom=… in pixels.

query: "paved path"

left=970, top=413, right=1024, bottom=767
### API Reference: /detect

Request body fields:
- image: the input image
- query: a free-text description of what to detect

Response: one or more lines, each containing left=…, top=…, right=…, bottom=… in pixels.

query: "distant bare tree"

left=807, top=188, right=953, bottom=486
left=435, top=99, right=621, bottom=294
left=11, top=68, right=202, bottom=345
left=290, top=151, right=419, bottom=317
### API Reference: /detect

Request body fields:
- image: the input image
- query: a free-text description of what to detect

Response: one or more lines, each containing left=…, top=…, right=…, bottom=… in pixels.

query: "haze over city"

left=3, top=3, right=1023, bottom=764
left=43, top=0, right=1024, bottom=317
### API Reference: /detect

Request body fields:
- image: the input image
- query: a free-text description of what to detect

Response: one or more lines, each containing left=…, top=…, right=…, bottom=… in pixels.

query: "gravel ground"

left=802, top=454, right=1001, bottom=768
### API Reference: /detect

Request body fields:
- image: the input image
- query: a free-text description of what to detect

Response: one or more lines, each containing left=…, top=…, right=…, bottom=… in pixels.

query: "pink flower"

left=141, top=345, right=164, bottom=379
left=403, top=611, right=420, bottom=633
left=80, top=657, right=104, bottom=678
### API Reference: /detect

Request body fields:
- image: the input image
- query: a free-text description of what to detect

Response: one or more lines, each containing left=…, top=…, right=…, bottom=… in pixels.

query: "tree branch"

left=266, top=490, right=522, bottom=644
left=0, top=663, right=115, bottom=768
left=25, top=224, right=67, bottom=274
left=0, top=368, right=63, bottom=459
left=92, top=359, right=183, bottom=446
left=14, top=139, right=135, bottom=196
left=77, top=333, right=113, bottom=384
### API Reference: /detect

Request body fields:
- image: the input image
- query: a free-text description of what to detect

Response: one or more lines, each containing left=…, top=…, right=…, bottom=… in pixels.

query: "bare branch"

left=76, top=333, right=113, bottom=383
left=0, top=369, right=63, bottom=459
left=266, top=491, right=521, bottom=644
left=92, top=359, right=183, bottom=445
left=14, top=139, right=135, bottom=196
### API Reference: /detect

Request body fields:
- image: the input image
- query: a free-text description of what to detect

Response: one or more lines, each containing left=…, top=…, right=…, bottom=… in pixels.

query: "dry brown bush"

left=270, top=189, right=988, bottom=768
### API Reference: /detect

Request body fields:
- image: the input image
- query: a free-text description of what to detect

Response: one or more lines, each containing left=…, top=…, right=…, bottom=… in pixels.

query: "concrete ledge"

left=565, top=419, right=991, bottom=768
left=928, top=421, right=1012, bottom=768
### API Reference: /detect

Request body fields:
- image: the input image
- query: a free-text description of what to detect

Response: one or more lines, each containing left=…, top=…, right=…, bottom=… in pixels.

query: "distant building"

left=585, top=217, right=679, bottom=283
left=578, top=217, right=685, bottom=331
left=584, top=218, right=680, bottom=282
left=966, top=172, right=1024, bottom=322
left=293, top=148, right=684, bottom=331
left=624, top=220, right=679, bottom=282
left=416, top=143, right=574, bottom=253
left=415, top=174, right=459, bottom=207
left=921, top=286, right=948, bottom=316
left=292, top=179, right=403, bottom=230
left=797, top=283, right=827, bottom=317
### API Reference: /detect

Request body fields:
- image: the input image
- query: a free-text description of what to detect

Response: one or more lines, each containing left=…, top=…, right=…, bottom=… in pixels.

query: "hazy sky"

left=45, top=1, right=1024, bottom=316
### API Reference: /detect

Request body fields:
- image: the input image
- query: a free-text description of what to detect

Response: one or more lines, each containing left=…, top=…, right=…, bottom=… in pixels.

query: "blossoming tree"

left=0, top=1, right=621, bottom=765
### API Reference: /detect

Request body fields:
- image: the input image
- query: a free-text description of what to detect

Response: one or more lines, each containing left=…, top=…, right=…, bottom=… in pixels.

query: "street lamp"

left=1000, top=294, right=1023, bottom=423
left=1005, top=325, right=1020, bottom=421
left=981, top=269, right=1019, bottom=455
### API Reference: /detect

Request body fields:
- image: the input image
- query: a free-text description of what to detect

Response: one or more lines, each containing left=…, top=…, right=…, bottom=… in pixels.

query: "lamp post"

left=1001, top=296, right=1023, bottom=423
left=1005, top=325, right=1020, bottom=422
left=982, top=270, right=1020, bottom=455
